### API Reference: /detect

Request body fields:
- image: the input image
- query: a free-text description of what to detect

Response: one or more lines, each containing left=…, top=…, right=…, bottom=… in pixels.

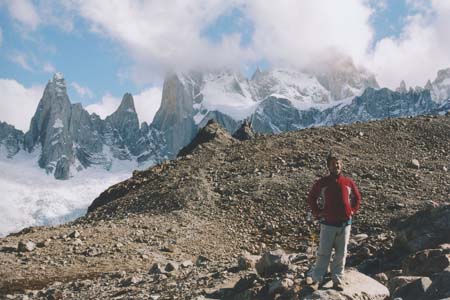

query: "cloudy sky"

left=1, top=0, right=450, bottom=131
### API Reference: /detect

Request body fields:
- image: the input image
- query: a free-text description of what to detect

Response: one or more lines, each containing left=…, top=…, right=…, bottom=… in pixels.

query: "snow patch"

left=0, top=149, right=134, bottom=237
left=53, top=118, right=64, bottom=128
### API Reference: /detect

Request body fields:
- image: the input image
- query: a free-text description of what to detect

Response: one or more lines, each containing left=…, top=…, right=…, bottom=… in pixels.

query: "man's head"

left=327, top=151, right=343, bottom=176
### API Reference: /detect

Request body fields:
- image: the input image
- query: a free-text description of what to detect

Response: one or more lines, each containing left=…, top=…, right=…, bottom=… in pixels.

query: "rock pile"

left=0, top=114, right=449, bottom=299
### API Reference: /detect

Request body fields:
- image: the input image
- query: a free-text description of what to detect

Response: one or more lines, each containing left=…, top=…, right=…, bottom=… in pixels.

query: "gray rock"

left=69, top=230, right=80, bottom=238
left=268, top=278, right=294, bottom=295
left=152, top=73, right=196, bottom=156
left=422, top=271, right=450, bottom=300
left=120, top=276, right=142, bottom=286
left=255, top=249, right=290, bottom=277
left=402, top=249, right=450, bottom=276
left=409, top=159, right=420, bottom=169
left=392, top=277, right=432, bottom=300
left=0, top=121, right=24, bottom=158
left=180, top=260, right=193, bottom=268
left=165, top=262, right=179, bottom=272
left=388, top=276, right=423, bottom=294
left=352, top=233, right=369, bottom=242
left=18, top=240, right=36, bottom=252
left=237, top=252, right=260, bottom=270
left=149, top=263, right=164, bottom=274
left=301, top=269, right=389, bottom=300
left=393, top=205, right=450, bottom=253
left=37, top=239, right=51, bottom=248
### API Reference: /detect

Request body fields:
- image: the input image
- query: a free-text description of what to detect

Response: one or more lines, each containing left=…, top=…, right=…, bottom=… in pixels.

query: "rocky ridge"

left=2, top=73, right=167, bottom=179
left=2, top=65, right=450, bottom=179
left=0, top=113, right=449, bottom=299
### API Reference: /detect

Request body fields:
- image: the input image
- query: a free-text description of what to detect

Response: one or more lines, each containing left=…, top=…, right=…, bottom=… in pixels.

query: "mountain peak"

left=251, top=67, right=263, bottom=81
left=435, top=68, right=450, bottom=84
left=53, top=72, right=64, bottom=82
left=117, top=93, right=136, bottom=113
left=177, top=119, right=234, bottom=157
left=396, top=80, right=407, bottom=93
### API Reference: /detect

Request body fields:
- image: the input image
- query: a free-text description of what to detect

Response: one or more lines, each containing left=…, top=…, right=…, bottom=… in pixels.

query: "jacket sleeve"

left=350, top=179, right=361, bottom=214
left=307, top=180, right=322, bottom=217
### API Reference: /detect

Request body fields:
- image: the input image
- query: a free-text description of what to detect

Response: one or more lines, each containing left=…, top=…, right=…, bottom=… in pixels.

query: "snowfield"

left=0, top=148, right=138, bottom=237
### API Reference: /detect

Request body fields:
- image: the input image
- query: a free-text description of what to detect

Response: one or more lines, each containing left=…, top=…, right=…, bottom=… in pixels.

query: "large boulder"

left=402, top=248, right=450, bottom=276
left=301, top=269, right=389, bottom=300
left=393, top=205, right=450, bottom=253
left=255, top=249, right=290, bottom=277
left=422, top=270, right=450, bottom=300
left=388, top=276, right=423, bottom=295
left=392, top=277, right=432, bottom=300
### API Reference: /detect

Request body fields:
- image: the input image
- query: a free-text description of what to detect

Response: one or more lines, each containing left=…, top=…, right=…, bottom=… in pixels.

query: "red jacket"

left=307, top=174, right=361, bottom=224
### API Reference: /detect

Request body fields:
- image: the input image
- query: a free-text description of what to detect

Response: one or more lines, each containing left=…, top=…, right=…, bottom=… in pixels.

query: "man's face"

left=328, top=158, right=343, bottom=176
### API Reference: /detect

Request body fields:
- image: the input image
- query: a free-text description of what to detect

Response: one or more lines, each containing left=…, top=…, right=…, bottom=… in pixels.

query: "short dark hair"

left=326, top=150, right=341, bottom=166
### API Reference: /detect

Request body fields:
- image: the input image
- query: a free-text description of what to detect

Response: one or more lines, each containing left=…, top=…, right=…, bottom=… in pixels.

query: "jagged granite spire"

left=396, top=80, right=407, bottom=93
left=19, top=75, right=167, bottom=179
left=24, top=72, right=74, bottom=179
left=152, top=74, right=196, bottom=156
left=105, top=93, right=141, bottom=157
left=0, top=121, right=24, bottom=158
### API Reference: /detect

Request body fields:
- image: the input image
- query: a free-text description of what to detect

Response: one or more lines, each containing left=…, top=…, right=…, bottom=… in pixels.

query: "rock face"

left=232, top=120, right=255, bottom=141
left=251, top=87, right=442, bottom=133
left=14, top=73, right=167, bottom=179
left=25, top=73, right=74, bottom=179
left=177, top=119, right=235, bottom=157
left=0, top=121, right=24, bottom=158
left=154, top=60, right=379, bottom=155
left=154, top=64, right=450, bottom=155
left=152, top=74, right=196, bottom=157
left=393, top=205, right=450, bottom=253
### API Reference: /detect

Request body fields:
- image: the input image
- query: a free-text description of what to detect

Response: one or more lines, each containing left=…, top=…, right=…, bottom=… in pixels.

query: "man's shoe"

left=333, top=282, right=344, bottom=291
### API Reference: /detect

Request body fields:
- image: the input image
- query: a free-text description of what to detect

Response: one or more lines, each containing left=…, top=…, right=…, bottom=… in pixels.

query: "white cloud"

left=85, top=93, right=120, bottom=119
left=245, top=0, right=374, bottom=69
left=0, top=79, right=44, bottom=131
left=9, top=53, right=32, bottom=71
left=73, top=0, right=254, bottom=83
left=85, top=88, right=162, bottom=124
left=43, top=62, right=56, bottom=73
left=68, top=0, right=378, bottom=83
left=366, top=0, right=450, bottom=88
left=134, top=87, right=162, bottom=124
left=4, top=0, right=41, bottom=30
left=5, top=0, right=450, bottom=91
left=70, top=82, right=94, bottom=99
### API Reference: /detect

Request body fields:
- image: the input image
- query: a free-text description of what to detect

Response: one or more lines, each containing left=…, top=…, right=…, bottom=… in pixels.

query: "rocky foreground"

left=1, top=114, right=449, bottom=299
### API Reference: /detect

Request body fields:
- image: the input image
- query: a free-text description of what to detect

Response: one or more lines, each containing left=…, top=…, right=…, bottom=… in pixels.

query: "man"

left=306, top=151, right=361, bottom=291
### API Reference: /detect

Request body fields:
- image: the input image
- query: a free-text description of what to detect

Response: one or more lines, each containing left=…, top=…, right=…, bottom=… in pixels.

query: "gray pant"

left=310, top=223, right=351, bottom=284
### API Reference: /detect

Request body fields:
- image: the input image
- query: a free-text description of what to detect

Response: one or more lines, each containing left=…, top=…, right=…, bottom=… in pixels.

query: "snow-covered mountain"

left=428, top=68, right=450, bottom=103
left=0, top=66, right=449, bottom=237
left=153, top=58, right=382, bottom=155
left=2, top=66, right=449, bottom=178
left=0, top=73, right=167, bottom=180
